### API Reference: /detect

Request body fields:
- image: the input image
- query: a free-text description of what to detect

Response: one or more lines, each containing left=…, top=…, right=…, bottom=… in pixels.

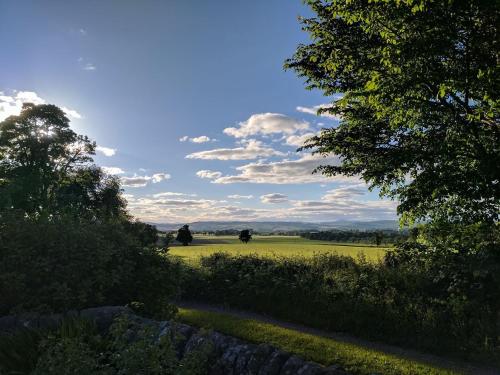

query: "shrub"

left=182, top=250, right=500, bottom=362
left=0, top=211, right=183, bottom=317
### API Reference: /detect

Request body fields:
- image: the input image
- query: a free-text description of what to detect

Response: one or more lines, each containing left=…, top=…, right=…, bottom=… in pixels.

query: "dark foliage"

left=182, top=244, right=500, bottom=363
left=176, top=225, right=193, bottom=246
left=301, top=229, right=407, bottom=244
left=238, top=229, right=252, bottom=243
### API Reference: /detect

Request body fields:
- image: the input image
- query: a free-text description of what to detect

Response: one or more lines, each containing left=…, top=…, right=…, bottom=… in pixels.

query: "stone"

left=79, top=306, right=131, bottom=332
left=246, top=344, right=275, bottom=375
left=280, top=355, right=307, bottom=375
left=321, top=364, right=350, bottom=375
left=258, top=350, right=290, bottom=375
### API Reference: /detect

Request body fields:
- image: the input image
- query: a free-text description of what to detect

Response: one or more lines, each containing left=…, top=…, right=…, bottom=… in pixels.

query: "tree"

left=0, top=103, right=126, bottom=219
left=285, top=0, right=499, bottom=225
left=239, top=229, right=252, bottom=243
left=176, top=224, right=193, bottom=246
left=374, top=231, right=384, bottom=246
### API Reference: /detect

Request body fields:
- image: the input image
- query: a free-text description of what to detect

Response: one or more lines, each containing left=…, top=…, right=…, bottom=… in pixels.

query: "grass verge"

left=177, top=307, right=460, bottom=375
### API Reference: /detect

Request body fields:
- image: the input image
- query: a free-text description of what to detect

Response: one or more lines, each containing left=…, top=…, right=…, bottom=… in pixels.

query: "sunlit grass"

left=169, top=235, right=388, bottom=263
left=177, top=308, right=460, bottom=375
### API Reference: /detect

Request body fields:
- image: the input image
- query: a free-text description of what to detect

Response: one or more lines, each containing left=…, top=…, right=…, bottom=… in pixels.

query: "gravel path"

left=177, top=301, right=499, bottom=375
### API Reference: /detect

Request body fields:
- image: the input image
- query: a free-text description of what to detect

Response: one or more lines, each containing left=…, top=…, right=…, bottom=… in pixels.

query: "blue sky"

left=0, top=0, right=396, bottom=223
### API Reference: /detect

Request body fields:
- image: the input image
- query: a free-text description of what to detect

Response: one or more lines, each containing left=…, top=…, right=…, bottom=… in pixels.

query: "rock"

left=80, top=306, right=131, bottom=332
left=233, top=343, right=257, bottom=374
left=246, top=344, right=275, bottom=375
left=297, top=362, right=324, bottom=375
left=37, top=313, right=63, bottom=331
left=280, top=355, right=307, bottom=375
left=258, top=349, right=290, bottom=375
left=321, top=364, right=350, bottom=375
left=0, top=315, right=19, bottom=333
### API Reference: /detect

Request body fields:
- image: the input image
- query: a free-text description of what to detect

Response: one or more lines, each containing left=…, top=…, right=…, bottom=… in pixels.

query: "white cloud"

left=96, top=146, right=116, bottom=157
left=79, top=28, right=87, bottom=35
left=186, top=139, right=284, bottom=161
left=202, top=153, right=358, bottom=185
left=261, top=193, right=288, bottom=204
left=284, top=132, right=317, bottom=147
left=124, top=189, right=396, bottom=223
left=196, top=170, right=223, bottom=179
left=223, top=113, right=309, bottom=138
left=191, top=135, right=212, bottom=143
left=153, top=192, right=197, bottom=198
left=102, top=166, right=125, bottom=175
left=83, top=63, right=96, bottom=71
left=228, top=194, right=253, bottom=199
left=180, top=135, right=215, bottom=143
left=152, top=173, right=170, bottom=183
left=0, top=91, right=82, bottom=121
left=296, top=104, right=342, bottom=121
left=322, top=184, right=366, bottom=200
left=121, top=172, right=170, bottom=188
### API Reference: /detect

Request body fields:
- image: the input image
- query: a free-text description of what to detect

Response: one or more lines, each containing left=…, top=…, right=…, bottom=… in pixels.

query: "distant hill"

left=152, top=220, right=400, bottom=233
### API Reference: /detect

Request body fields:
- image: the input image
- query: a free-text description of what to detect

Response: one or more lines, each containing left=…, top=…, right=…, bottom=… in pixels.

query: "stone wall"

left=0, top=306, right=352, bottom=375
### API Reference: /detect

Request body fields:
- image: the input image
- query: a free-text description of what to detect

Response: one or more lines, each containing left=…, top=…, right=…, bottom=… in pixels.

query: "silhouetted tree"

left=374, top=231, right=384, bottom=246
left=176, top=224, right=193, bottom=246
left=239, top=229, right=252, bottom=243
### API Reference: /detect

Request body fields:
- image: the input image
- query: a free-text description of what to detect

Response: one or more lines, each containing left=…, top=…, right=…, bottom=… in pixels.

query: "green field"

left=169, top=235, right=388, bottom=262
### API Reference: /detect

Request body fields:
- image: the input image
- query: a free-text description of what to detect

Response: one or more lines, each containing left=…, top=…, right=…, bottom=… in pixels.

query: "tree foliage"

left=176, top=225, right=193, bottom=246
left=285, top=0, right=499, bottom=224
left=0, top=103, right=180, bottom=315
left=0, top=103, right=126, bottom=219
left=238, top=229, right=252, bottom=243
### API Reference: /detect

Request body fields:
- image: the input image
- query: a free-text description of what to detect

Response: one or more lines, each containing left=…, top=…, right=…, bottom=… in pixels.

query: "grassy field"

left=177, top=308, right=459, bottom=375
left=169, top=235, right=388, bottom=262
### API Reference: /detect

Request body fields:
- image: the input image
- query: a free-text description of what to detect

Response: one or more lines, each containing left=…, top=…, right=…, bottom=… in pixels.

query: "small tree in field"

left=374, top=231, right=384, bottom=246
left=239, top=229, right=252, bottom=243
left=176, top=224, right=193, bottom=246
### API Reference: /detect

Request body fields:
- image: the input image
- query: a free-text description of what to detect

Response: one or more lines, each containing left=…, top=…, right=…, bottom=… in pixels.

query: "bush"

left=0, top=316, right=213, bottom=375
left=0, top=211, right=183, bottom=317
left=181, top=249, right=500, bottom=362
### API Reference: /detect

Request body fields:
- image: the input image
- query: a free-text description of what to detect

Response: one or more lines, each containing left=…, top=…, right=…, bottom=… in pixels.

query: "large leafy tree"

left=285, top=0, right=499, bottom=225
left=0, top=103, right=125, bottom=218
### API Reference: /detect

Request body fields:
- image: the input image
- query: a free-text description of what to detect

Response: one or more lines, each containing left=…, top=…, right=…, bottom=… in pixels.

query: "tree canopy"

left=285, top=0, right=499, bottom=225
left=176, top=224, right=193, bottom=246
left=0, top=103, right=126, bottom=219
left=238, top=229, right=252, bottom=243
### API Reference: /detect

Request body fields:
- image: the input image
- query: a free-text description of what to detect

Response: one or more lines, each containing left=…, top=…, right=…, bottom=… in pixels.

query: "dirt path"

left=177, top=301, right=499, bottom=375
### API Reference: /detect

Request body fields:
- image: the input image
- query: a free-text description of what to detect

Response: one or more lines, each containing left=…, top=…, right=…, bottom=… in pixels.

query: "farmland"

left=169, top=235, right=389, bottom=263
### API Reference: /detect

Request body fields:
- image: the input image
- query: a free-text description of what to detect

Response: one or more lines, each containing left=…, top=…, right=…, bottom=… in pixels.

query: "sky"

left=0, top=0, right=397, bottom=223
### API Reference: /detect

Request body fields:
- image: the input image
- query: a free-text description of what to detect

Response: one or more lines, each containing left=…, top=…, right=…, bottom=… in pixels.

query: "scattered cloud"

left=228, top=194, right=253, bottom=199
left=260, top=193, right=288, bottom=204
left=0, top=90, right=82, bottom=121
left=83, top=63, right=96, bottom=71
left=96, top=146, right=117, bottom=157
left=121, top=172, right=170, bottom=187
left=79, top=28, right=87, bottom=36
left=296, top=104, right=341, bottom=121
left=200, top=153, right=358, bottom=185
left=152, top=173, right=170, bottom=183
left=180, top=135, right=215, bottom=143
left=284, top=132, right=317, bottom=147
left=186, top=139, right=284, bottom=161
left=196, top=170, right=223, bottom=179
left=153, top=192, right=197, bottom=198
left=223, top=113, right=309, bottom=138
left=102, top=166, right=125, bottom=175
left=322, top=184, right=367, bottom=201
left=124, top=188, right=396, bottom=223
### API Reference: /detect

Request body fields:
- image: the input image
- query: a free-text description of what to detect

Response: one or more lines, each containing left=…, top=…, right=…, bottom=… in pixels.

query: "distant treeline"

left=301, top=230, right=408, bottom=244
